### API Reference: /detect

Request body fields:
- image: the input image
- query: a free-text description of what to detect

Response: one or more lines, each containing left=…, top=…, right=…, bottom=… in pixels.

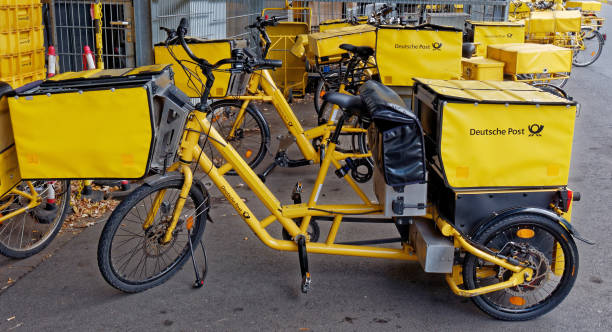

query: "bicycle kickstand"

left=187, top=226, right=208, bottom=289
left=297, top=235, right=311, bottom=293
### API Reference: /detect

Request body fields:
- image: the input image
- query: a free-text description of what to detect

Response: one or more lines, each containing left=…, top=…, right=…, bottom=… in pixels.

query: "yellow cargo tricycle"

left=4, top=19, right=591, bottom=321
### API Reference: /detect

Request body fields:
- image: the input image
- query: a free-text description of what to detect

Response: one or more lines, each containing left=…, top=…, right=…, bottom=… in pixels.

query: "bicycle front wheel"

left=97, top=175, right=209, bottom=293
left=0, top=180, right=70, bottom=259
left=573, top=28, right=604, bottom=67
left=203, top=100, right=270, bottom=173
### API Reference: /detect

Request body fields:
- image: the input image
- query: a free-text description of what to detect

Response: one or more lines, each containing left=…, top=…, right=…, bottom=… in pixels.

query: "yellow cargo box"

left=527, top=11, right=555, bottom=33
left=319, top=17, right=368, bottom=32
left=0, top=48, right=45, bottom=77
left=376, top=24, right=463, bottom=87
left=566, top=1, right=601, bottom=11
left=554, top=10, right=582, bottom=32
left=487, top=43, right=572, bottom=75
left=0, top=93, right=20, bottom=197
left=0, top=26, right=44, bottom=54
left=467, top=21, right=525, bottom=57
left=308, top=24, right=376, bottom=60
left=461, top=57, right=504, bottom=81
left=0, top=4, right=42, bottom=32
left=8, top=65, right=190, bottom=180
left=413, top=78, right=577, bottom=189
left=154, top=38, right=246, bottom=98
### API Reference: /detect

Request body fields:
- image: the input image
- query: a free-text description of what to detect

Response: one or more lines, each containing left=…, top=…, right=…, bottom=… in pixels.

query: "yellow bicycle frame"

left=0, top=182, right=41, bottom=224
left=143, top=106, right=534, bottom=297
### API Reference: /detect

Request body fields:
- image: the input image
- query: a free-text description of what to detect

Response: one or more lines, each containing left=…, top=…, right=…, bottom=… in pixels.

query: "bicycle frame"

left=216, top=69, right=367, bottom=168
left=0, top=182, right=40, bottom=224
left=146, top=108, right=534, bottom=297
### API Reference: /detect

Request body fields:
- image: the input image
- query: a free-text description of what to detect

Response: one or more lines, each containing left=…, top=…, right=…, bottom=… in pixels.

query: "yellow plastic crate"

left=566, top=1, right=601, bottom=11
left=487, top=43, right=572, bottom=75
left=0, top=0, right=40, bottom=6
left=0, top=4, right=42, bottom=32
left=154, top=38, right=239, bottom=98
left=0, top=48, right=45, bottom=77
left=461, top=57, right=504, bottom=81
left=308, top=24, right=376, bottom=60
left=468, top=21, right=525, bottom=57
left=414, top=78, right=577, bottom=189
left=0, top=26, right=44, bottom=54
left=376, top=25, right=463, bottom=86
left=0, top=93, right=20, bottom=197
left=0, top=68, right=45, bottom=88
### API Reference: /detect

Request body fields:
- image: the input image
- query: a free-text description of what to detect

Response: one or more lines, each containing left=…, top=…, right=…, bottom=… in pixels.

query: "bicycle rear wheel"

left=573, top=28, right=604, bottom=67
left=0, top=180, right=70, bottom=258
left=97, top=175, right=209, bottom=293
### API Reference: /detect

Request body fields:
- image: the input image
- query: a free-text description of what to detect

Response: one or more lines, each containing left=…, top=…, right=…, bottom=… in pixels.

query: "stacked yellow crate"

left=0, top=0, right=45, bottom=87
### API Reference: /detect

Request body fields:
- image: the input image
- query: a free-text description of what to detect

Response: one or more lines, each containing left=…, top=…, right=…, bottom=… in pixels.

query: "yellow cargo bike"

left=4, top=19, right=590, bottom=321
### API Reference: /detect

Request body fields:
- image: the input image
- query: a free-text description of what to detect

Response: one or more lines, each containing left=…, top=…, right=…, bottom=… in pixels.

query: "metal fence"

left=45, top=0, right=136, bottom=72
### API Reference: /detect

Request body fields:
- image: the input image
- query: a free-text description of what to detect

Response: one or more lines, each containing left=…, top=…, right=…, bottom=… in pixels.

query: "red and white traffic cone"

left=44, top=181, right=57, bottom=211
left=83, top=45, right=96, bottom=70
left=47, top=46, right=57, bottom=78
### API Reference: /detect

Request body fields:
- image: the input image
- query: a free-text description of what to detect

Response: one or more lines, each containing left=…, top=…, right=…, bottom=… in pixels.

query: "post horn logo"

left=432, top=42, right=443, bottom=50
left=528, top=124, right=544, bottom=136
left=507, top=33, right=513, bottom=38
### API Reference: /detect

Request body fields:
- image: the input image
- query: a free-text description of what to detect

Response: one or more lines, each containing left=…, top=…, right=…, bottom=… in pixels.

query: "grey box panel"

left=409, top=219, right=454, bottom=273
left=373, top=169, right=427, bottom=217
left=426, top=13, right=470, bottom=31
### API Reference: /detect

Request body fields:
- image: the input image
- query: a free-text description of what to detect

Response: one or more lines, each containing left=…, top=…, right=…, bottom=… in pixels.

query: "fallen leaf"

left=7, top=316, right=15, bottom=321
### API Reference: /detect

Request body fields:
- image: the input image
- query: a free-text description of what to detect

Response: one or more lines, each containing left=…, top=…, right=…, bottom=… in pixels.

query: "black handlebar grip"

left=178, top=18, right=189, bottom=35
left=264, top=59, right=283, bottom=68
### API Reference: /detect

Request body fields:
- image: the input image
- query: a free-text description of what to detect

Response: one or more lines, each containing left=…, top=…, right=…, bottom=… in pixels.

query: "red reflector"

left=604, top=33, right=607, bottom=41
left=265, top=15, right=269, bottom=19
left=566, top=190, right=573, bottom=211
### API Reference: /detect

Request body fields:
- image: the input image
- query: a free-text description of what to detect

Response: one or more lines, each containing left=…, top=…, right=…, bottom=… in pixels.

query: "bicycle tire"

left=204, top=100, right=270, bottom=173
left=463, top=214, right=579, bottom=321
left=573, top=28, right=604, bottom=67
left=314, top=73, right=339, bottom=117
left=0, top=180, right=71, bottom=259
left=97, top=175, right=208, bottom=293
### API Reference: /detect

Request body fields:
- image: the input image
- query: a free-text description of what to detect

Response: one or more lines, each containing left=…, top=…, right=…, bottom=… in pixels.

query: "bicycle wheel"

left=314, top=73, right=339, bottom=117
left=573, top=28, right=604, bottom=67
left=203, top=100, right=270, bottom=173
left=97, top=175, right=209, bottom=293
left=0, top=180, right=71, bottom=259
left=462, top=214, right=579, bottom=321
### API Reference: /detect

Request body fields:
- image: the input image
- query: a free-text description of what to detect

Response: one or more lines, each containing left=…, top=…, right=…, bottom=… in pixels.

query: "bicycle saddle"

left=323, top=92, right=367, bottom=118
left=339, top=44, right=374, bottom=58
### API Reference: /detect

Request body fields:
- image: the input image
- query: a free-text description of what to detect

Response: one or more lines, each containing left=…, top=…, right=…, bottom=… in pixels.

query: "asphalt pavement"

left=1, top=7, right=612, bottom=331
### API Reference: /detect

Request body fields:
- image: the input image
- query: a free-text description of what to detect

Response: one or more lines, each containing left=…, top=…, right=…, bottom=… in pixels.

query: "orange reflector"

left=509, top=296, right=525, bottom=306
left=245, top=149, right=253, bottom=158
left=517, top=228, right=535, bottom=239
left=186, top=216, right=194, bottom=230
left=319, top=90, right=326, bottom=98
left=212, top=115, right=220, bottom=123
left=591, top=51, right=596, bottom=56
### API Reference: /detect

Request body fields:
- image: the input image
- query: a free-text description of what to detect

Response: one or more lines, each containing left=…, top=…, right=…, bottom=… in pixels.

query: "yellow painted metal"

left=446, top=271, right=526, bottom=297
left=162, top=164, right=193, bottom=243
left=154, top=39, right=233, bottom=98
left=566, top=1, right=602, bottom=11
left=376, top=26, right=463, bottom=86
left=326, top=215, right=343, bottom=245
left=308, top=24, right=376, bottom=60
left=143, top=188, right=167, bottom=230
left=9, top=87, right=153, bottom=179
left=227, top=99, right=250, bottom=140
left=461, top=57, right=504, bottom=81
left=469, top=21, right=525, bottom=57
left=0, top=183, right=40, bottom=224
left=93, top=1, right=104, bottom=69
left=0, top=95, right=20, bottom=197
left=318, top=17, right=368, bottom=32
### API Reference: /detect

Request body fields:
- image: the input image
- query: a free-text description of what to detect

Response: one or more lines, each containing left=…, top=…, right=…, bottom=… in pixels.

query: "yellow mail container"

left=155, top=38, right=246, bottom=98
left=461, top=57, right=504, bottom=81
left=413, top=78, right=577, bottom=189
left=487, top=43, right=572, bottom=75
left=319, top=17, right=368, bottom=32
left=8, top=65, right=190, bottom=180
left=308, top=24, right=376, bottom=60
left=566, top=1, right=601, bottom=11
left=376, top=24, right=463, bottom=86
left=554, top=10, right=582, bottom=32
left=467, top=21, right=525, bottom=57
left=527, top=11, right=555, bottom=33
left=0, top=93, right=20, bottom=197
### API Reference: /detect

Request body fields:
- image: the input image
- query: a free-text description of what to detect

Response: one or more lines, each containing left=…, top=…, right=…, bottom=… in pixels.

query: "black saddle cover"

left=359, top=80, right=426, bottom=186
